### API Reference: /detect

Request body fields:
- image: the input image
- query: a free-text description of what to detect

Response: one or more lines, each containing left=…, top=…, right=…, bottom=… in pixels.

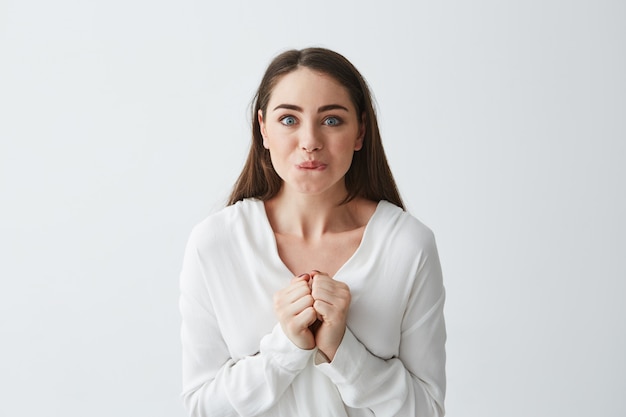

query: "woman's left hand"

left=309, top=271, right=351, bottom=361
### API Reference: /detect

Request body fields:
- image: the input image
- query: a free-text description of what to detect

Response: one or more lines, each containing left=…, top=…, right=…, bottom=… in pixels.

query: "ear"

left=258, top=109, right=269, bottom=149
left=354, top=112, right=366, bottom=151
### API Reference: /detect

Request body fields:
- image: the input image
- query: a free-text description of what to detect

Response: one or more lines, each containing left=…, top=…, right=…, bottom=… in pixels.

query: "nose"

left=302, top=143, right=322, bottom=152
left=300, top=123, right=323, bottom=152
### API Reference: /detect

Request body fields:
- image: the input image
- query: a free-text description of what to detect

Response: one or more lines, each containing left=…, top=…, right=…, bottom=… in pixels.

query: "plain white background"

left=1, top=0, right=624, bottom=416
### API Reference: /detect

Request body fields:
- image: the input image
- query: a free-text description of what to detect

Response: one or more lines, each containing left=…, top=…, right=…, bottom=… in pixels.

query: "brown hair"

left=228, top=47, right=404, bottom=209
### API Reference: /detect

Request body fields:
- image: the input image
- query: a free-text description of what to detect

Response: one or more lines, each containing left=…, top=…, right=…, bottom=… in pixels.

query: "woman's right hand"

left=273, top=274, right=318, bottom=350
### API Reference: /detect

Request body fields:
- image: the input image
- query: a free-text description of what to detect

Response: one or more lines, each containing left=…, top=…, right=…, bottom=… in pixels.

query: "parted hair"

left=228, top=47, right=404, bottom=209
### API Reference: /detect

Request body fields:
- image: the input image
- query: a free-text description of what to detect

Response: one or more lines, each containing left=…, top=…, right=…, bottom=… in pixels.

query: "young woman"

left=180, top=48, right=446, bottom=417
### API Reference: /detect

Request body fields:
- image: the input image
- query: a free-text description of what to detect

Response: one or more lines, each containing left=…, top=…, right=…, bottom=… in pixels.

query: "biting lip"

left=297, top=160, right=327, bottom=170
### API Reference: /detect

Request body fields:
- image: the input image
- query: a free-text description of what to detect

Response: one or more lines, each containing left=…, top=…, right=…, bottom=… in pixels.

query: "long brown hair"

left=228, top=47, right=404, bottom=209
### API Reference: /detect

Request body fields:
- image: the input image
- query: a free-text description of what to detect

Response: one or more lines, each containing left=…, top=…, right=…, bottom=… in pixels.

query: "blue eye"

left=324, top=117, right=341, bottom=126
left=280, top=116, right=297, bottom=126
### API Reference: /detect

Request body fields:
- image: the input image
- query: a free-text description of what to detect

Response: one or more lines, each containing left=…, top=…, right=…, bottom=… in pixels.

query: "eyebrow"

left=272, top=104, right=350, bottom=113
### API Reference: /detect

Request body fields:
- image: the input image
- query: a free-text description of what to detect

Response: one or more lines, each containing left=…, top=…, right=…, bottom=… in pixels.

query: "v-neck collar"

left=253, top=198, right=385, bottom=279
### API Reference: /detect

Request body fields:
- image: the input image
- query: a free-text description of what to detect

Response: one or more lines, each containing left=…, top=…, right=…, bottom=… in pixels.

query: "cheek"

left=266, top=141, right=291, bottom=168
left=265, top=130, right=298, bottom=153
left=335, top=141, right=359, bottom=157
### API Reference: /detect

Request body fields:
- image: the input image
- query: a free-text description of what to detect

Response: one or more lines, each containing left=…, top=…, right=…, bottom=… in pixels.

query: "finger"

left=291, top=273, right=311, bottom=284
left=310, top=272, right=341, bottom=286
left=312, top=290, right=351, bottom=316
left=312, top=280, right=350, bottom=303
left=313, top=299, right=332, bottom=316
left=279, top=294, right=315, bottom=318
left=312, top=287, right=350, bottom=304
left=283, top=306, right=317, bottom=336
left=309, top=270, right=328, bottom=280
left=274, top=286, right=312, bottom=316
left=293, top=306, right=318, bottom=329
left=290, top=294, right=315, bottom=315
left=309, top=270, right=330, bottom=286
left=313, top=299, right=348, bottom=323
left=308, top=271, right=329, bottom=293
left=282, top=305, right=317, bottom=349
left=281, top=280, right=312, bottom=301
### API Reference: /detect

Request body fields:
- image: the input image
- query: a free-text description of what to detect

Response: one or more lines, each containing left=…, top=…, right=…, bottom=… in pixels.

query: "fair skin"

left=259, top=67, right=377, bottom=360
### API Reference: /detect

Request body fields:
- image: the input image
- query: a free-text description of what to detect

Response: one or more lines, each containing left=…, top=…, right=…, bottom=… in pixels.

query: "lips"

left=297, top=160, right=327, bottom=170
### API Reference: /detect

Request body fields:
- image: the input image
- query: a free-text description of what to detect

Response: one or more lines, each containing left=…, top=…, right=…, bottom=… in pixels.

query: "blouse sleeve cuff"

left=260, top=323, right=316, bottom=372
left=314, top=328, right=367, bottom=384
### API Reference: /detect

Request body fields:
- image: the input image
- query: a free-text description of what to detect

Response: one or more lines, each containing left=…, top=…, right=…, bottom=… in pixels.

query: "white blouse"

left=180, top=199, right=446, bottom=416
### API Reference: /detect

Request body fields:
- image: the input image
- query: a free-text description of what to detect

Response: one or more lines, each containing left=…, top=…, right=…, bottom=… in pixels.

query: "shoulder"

left=186, top=198, right=265, bottom=251
left=375, top=201, right=436, bottom=241
left=373, top=201, right=438, bottom=255
left=369, top=203, right=443, bottom=294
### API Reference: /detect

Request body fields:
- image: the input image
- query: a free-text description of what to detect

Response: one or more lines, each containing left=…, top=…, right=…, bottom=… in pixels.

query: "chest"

left=210, top=249, right=412, bottom=361
left=274, top=227, right=365, bottom=277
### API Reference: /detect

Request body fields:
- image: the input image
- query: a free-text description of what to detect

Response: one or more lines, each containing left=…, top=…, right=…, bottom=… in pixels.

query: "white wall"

left=1, top=1, right=624, bottom=416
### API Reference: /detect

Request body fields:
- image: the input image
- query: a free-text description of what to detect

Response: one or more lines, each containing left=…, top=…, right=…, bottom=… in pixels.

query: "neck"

left=265, top=186, right=359, bottom=240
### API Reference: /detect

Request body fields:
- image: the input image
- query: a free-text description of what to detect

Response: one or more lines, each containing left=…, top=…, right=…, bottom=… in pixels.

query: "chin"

left=290, top=181, right=346, bottom=197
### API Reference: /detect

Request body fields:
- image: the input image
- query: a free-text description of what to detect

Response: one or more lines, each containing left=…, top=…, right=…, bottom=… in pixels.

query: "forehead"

left=268, top=67, right=354, bottom=110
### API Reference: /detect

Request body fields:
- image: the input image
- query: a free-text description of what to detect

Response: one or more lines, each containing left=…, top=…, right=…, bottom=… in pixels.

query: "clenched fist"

left=273, top=274, right=318, bottom=350
left=310, top=271, right=351, bottom=361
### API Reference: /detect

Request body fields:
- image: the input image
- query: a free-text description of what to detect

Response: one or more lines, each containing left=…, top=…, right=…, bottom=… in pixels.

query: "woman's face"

left=259, top=67, right=364, bottom=198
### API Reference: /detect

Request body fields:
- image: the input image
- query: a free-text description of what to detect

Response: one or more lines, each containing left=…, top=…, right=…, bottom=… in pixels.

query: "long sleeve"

left=179, top=231, right=315, bottom=417
left=316, top=224, right=446, bottom=416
